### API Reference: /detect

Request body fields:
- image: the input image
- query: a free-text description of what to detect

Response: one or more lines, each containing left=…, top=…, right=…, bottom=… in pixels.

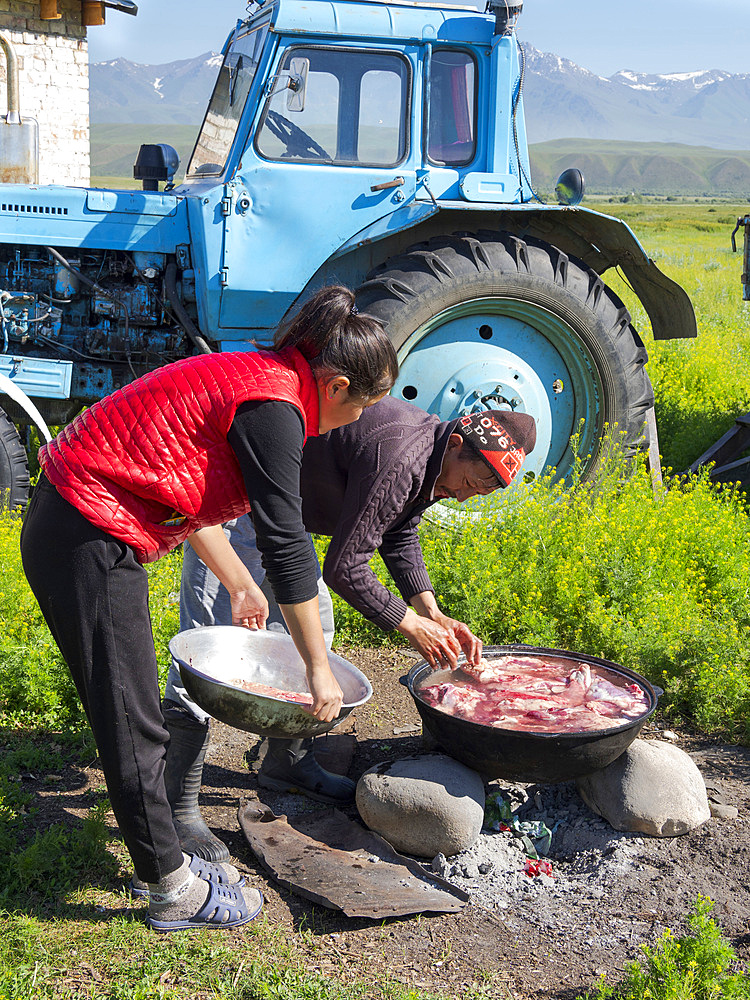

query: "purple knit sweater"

left=301, top=397, right=455, bottom=631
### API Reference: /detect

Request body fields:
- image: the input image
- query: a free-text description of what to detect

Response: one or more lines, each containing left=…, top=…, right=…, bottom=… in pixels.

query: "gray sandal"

left=129, top=854, right=245, bottom=898
left=146, top=881, right=263, bottom=932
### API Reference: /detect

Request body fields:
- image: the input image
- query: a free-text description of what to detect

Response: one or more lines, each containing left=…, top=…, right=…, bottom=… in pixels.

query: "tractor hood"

left=0, top=184, right=189, bottom=253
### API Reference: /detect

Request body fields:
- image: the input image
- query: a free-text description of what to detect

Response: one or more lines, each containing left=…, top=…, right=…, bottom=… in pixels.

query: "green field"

left=91, top=124, right=200, bottom=186
left=2, top=202, right=750, bottom=998
left=601, top=202, right=750, bottom=472
left=90, top=127, right=750, bottom=198
left=530, top=139, right=750, bottom=199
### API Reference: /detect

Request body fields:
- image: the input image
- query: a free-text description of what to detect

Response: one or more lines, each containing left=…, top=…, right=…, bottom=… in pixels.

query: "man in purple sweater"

left=163, top=398, right=536, bottom=861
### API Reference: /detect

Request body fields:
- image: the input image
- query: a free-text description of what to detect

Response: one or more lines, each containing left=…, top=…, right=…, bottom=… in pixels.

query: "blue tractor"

left=0, top=0, right=696, bottom=509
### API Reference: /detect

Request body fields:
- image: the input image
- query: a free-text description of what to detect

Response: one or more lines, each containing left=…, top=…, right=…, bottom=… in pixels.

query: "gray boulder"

left=356, top=754, right=485, bottom=857
left=576, top=739, right=711, bottom=837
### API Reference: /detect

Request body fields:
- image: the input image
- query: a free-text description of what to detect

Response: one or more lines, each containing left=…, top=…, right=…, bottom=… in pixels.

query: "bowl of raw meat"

left=169, top=626, right=373, bottom=738
left=400, top=644, right=662, bottom=782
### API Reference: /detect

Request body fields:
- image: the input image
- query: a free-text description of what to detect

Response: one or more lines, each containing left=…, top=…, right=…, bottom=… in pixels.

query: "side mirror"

left=286, top=57, right=309, bottom=113
left=555, top=168, right=585, bottom=207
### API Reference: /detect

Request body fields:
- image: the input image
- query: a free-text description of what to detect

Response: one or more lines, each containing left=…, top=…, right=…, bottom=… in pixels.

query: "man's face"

left=433, top=434, right=502, bottom=502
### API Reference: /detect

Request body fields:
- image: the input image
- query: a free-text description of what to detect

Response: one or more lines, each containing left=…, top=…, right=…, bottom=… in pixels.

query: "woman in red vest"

left=20, top=285, right=397, bottom=932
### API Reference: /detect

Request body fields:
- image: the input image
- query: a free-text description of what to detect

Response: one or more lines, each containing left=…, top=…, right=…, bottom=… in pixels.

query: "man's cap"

left=455, top=410, right=537, bottom=488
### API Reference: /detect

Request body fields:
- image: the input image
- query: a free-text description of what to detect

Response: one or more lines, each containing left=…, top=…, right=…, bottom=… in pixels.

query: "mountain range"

left=520, top=49, right=750, bottom=150
left=90, top=48, right=750, bottom=195
left=90, top=46, right=750, bottom=149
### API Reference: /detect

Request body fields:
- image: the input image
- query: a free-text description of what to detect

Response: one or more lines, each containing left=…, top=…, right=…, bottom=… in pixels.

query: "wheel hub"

left=391, top=297, right=602, bottom=483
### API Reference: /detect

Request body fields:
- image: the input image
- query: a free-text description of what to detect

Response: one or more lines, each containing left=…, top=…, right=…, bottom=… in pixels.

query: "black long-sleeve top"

left=228, top=399, right=319, bottom=606
left=229, top=396, right=455, bottom=629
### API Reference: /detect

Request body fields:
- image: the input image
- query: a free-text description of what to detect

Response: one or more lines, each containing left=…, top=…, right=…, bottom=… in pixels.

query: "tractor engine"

left=0, top=246, right=192, bottom=422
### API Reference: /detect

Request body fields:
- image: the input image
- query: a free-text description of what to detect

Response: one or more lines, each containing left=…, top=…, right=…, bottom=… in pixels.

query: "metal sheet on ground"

left=238, top=799, right=469, bottom=918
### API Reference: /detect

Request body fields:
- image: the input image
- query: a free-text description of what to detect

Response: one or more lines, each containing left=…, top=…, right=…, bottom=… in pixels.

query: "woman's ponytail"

left=274, top=285, right=398, bottom=400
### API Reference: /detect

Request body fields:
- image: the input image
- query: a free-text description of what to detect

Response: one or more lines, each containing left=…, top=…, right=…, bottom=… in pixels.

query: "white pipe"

left=0, top=33, right=21, bottom=124
left=0, top=372, right=52, bottom=443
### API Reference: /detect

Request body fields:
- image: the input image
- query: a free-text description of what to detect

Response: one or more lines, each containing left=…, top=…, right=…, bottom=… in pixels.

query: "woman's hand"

left=278, top=597, right=343, bottom=722
left=230, top=584, right=269, bottom=630
left=396, top=611, right=462, bottom=670
left=307, top=663, right=344, bottom=723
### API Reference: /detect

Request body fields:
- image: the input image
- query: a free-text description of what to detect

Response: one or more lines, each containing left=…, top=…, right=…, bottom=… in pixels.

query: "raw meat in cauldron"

left=418, top=655, right=649, bottom=734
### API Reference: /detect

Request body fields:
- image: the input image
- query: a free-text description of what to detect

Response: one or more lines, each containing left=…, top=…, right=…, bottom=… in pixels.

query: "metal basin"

left=169, top=626, right=373, bottom=739
left=400, top=644, right=662, bottom=783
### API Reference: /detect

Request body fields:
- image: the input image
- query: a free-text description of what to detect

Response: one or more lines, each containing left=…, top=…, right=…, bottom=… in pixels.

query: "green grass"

left=0, top=514, right=181, bottom=730
left=0, top=908, right=466, bottom=999
left=530, top=139, right=750, bottom=198
left=596, top=202, right=750, bottom=473
left=90, top=123, right=200, bottom=185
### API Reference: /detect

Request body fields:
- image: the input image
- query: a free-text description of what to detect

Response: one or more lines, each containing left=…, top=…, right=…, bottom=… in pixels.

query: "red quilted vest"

left=39, top=346, right=319, bottom=563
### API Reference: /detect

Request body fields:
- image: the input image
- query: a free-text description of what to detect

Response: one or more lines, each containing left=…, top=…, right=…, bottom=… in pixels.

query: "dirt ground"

left=29, top=646, right=750, bottom=999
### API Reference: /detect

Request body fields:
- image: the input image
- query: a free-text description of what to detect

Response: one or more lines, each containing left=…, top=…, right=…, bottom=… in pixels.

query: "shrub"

left=0, top=511, right=182, bottom=730
left=582, top=896, right=750, bottom=999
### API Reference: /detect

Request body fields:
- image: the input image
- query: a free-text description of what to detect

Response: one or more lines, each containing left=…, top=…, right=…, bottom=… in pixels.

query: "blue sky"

left=88, top=0, right=750, bottom=76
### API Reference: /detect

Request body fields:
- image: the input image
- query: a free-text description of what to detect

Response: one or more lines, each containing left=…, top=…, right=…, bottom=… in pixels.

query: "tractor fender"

left=510, top=205, right=697, bottom=342
left=326, top=203, right=696, bottom=343
left=0, top=372, right=52, bottom=443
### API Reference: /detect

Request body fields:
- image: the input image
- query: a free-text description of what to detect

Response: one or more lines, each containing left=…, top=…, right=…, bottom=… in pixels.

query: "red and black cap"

left=455, top=411, right=537, bottom=487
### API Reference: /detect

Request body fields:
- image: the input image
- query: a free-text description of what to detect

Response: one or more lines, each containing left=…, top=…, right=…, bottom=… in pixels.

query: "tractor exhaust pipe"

left=486, top=0, right=523, bottom=35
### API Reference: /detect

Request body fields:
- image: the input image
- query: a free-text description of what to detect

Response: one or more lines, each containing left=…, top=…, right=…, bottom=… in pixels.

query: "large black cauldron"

left=400, top=644, right=662, bottom=783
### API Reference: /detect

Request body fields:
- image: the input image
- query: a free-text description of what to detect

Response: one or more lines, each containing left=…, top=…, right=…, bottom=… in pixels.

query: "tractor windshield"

left=187, top=21, right=270, bottom=177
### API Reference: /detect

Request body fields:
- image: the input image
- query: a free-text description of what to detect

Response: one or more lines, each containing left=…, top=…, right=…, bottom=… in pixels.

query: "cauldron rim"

left=403, top=643, right=660, bottom=742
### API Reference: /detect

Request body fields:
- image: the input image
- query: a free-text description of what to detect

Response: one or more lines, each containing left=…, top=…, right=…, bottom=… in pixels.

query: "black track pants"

left=20, top=474, right=184, bottom=883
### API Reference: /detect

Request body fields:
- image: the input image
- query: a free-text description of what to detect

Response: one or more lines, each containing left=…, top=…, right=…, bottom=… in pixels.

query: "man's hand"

left=433, top=613, right=483, bottom=667
left=406, top=591, right=483, bottom=668
left=396, top=611, right=462, bottom=670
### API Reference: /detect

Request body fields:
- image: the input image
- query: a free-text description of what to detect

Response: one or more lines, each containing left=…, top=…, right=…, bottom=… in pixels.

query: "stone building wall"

left=0, top=1, right=89, bottom=186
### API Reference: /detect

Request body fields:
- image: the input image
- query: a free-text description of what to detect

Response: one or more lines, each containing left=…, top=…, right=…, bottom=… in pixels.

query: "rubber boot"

left=257, top=737, right=356, bottom=803
left=162, top=702, right=230, bottom=863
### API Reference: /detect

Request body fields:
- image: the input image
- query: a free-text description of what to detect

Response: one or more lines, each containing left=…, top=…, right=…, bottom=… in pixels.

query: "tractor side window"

left=187, top=22, right=269, bottom=177
left=426, top=50, right=476, bottom=166
left=256, top=47, right=409, bottom=167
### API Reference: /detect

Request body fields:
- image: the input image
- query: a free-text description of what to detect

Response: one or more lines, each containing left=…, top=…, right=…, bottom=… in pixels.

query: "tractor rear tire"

left=357, top=231, right=654, bottom=484
left=0, top=407, right=30, bottom=512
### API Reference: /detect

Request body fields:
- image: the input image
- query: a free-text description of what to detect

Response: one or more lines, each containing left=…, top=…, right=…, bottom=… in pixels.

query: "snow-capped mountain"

left=519, top=47, right=750, bottom=148
left=90, top=47, right=750, bottom=150
left=90, top=53, right=223, bottom=125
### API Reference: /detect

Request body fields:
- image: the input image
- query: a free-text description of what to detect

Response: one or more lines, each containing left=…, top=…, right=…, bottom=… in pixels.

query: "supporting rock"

left=356, top=754, right=485, bottom=858
left=576, top=738, right=711, bottom=837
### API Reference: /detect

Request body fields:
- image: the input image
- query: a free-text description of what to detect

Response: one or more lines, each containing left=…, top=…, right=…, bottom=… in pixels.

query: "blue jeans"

left=164, top=515, right=334, bottom=723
